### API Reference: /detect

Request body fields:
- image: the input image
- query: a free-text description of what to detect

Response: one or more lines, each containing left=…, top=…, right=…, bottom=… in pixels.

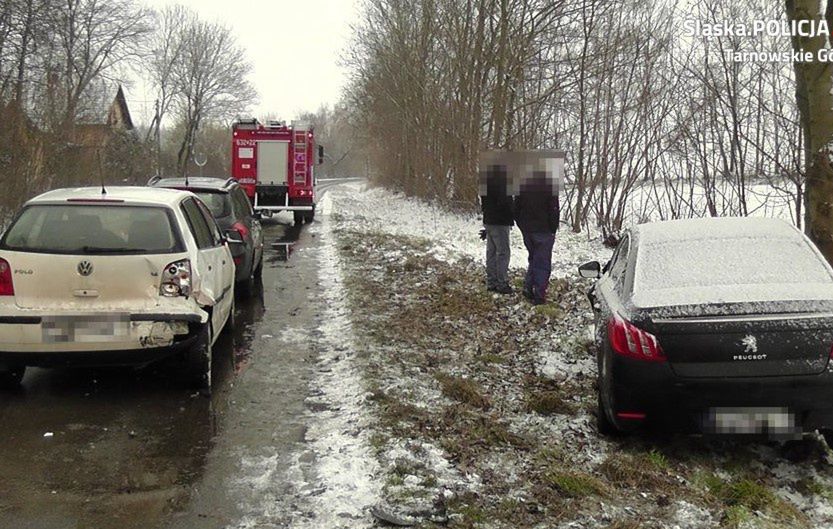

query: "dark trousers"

left=522, top=231, right=555, bottom=301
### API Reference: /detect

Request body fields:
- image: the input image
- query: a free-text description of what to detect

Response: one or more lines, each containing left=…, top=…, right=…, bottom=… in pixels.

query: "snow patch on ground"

left=671, top=500, right=714, bottom=529
left=770, top=458, right=833, bottom=525
left=233, top=451, right=303, bottom=529
left=288, top=218, right=381, bottom=529
left=317, top=187, right=334, bottom=215
left=280, top=327, right=310, bottom=344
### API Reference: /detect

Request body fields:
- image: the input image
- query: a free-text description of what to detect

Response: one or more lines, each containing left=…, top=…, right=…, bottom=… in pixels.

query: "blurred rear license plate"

left=706, top=407, right=795, bottom=435
left=42, top=314, right=129, bottom=343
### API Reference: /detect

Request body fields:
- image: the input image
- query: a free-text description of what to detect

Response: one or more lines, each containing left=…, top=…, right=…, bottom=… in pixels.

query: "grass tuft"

left=646, top=449, right=669, bottom=470
left=533, top=303, right=566, bottom=319
left=437, top=373, right=491, bottom=409
left=525, top=390, right=576, bottom=415
left=702, top=473, right=806, bottom=528
left=545, top=470, right=608, bottom=498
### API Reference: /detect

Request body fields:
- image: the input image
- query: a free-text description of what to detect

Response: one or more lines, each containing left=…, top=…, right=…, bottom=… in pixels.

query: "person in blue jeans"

left=514, top=171, right=560, bottom=305
left=480, top=164, right=514, bottom=294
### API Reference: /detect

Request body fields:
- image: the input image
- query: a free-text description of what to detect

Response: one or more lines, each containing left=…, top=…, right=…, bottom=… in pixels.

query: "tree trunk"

left=786, top=0, right=833, bottom=263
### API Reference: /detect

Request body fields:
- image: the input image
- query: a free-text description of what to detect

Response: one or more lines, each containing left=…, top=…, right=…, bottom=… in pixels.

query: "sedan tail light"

left=231, top=222, right=249, bottom=241
left=0, top=258, right=13, bottom=296
left=160, top=259, right=192, bottom=297
left=608, top=315, right=666, bottom=362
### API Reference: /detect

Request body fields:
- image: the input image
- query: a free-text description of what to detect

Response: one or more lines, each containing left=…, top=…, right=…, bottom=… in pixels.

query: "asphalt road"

left=0, top=181, right=354, bottom=529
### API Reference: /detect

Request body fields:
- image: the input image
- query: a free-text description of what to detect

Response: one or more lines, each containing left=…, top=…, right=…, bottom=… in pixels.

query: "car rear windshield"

left=0, top=204, right=184, bottom=254
left=633, top=236, right=833, bottom=306
left=194, top=192, right=231, bottom=218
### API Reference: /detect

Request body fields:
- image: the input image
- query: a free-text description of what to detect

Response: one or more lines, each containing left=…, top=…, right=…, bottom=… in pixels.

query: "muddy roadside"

left=331, top=223, right=833, bottom=529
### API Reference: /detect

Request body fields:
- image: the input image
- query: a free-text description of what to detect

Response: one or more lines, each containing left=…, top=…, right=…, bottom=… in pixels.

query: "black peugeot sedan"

left=149, top=177, right=264, bottom=289
left=578, top=217, right=833, bottom=441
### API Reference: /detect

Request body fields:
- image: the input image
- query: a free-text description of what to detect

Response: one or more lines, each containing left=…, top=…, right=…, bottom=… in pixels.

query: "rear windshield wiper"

left=81, top=246, right=147, bottom=254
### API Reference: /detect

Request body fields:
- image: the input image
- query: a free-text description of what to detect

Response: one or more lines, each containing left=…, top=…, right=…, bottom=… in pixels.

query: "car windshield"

left=0, top=204, right=183, bottom=255
left=194, top=192, right=231, bottom=218
left=633, top=235, right=833, bottom=308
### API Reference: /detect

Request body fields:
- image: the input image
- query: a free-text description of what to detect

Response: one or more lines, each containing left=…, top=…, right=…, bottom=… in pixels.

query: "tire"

left=294, top=211, right=304, bottom=225
left=237, top=275, right=254, bottom=296
left=185, top=323, right=212, bottom=391
left=0, top=366, right=25, bottom=388
left=597, top=389, right=619, bottom=436
left=596, top=349, right=622, bottom=436
left=223, top=297, right=235, bottom=334
left=304, top=210, right=315, bottom=223
left=253, top=254, right=263, bottom=279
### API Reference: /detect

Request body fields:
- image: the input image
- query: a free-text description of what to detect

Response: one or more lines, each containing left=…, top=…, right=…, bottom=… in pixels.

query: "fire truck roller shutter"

left=257, top=141, right=290, bottom=186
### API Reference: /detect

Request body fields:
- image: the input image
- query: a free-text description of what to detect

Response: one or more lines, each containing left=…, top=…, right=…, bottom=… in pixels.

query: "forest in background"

left=343, top=0, right=808, bottom=240
left=0, top=0, right=257, bottom=219
left=4, top=0, right=833, bottom=253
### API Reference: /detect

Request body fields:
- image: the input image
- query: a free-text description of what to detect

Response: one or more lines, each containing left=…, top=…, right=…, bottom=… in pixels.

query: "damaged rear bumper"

left=0, top=310, right=206, bottom=368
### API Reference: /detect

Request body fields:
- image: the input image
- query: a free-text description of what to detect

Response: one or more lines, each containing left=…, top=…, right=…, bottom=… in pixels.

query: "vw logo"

left=77, top=260, right=94, bottom=277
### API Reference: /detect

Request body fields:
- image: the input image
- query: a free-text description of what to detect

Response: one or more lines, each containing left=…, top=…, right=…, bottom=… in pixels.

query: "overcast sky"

left=131, top=0, right=362, bottom=126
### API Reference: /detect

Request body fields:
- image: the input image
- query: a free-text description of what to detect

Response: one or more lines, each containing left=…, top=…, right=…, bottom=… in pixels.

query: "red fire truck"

left=231, top=118, right=323, bottom=224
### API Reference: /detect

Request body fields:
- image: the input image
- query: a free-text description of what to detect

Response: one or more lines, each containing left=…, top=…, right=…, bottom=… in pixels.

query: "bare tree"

left=171, top=16, right=257, bottom=176
left=51, top=0, right=151, bottom=129
left=145, top=5, right=188, bottom=147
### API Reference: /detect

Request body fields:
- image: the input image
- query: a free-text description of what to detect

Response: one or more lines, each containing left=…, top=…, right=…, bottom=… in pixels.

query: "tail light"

left=231, top=222, right=249, bottom=241
left=0, top=258, right=13, bottom=296
left=160, top=259, right=191, bottom=297
left=607, top=315, right=666, bottom=362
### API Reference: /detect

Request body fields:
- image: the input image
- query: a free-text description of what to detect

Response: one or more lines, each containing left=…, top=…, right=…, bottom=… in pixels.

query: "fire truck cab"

left=231, top=118, right=323, bottom=224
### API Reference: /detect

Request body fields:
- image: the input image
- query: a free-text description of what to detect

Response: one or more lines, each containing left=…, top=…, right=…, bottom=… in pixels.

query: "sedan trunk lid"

left=644, top=311, right=833, bottom=378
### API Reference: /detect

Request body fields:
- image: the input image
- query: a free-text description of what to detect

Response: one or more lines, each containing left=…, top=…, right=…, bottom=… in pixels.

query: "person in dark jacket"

left=514, top=171, right=560, bottom=305
left=480, top=165, right=514, bottom=294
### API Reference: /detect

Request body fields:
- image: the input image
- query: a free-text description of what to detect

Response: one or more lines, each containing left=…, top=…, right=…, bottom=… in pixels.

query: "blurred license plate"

left=707, top=407, right=795, bottom=435
left=42, top=314, right=130, bottom=343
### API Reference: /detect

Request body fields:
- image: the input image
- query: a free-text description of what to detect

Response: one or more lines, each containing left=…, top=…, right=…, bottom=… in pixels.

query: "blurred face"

left=478, top=150, right=564, bottom=196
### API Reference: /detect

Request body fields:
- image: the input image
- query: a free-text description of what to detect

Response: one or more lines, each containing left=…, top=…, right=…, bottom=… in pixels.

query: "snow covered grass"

left=288, top=217, right=382, bottom=529
left=330, top=182, right=610, bottom=273
left=318, top=181, right=833, bottom=529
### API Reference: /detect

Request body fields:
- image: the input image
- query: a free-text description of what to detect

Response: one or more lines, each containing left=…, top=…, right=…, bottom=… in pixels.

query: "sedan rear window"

left=633, top=236, right=833, bottom=307
left=0, top=205, right=184, bottom=254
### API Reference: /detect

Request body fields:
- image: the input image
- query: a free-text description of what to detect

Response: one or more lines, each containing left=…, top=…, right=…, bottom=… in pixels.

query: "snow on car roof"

left=631, top=217, right=833, bottom=309
left=28, top=186, right=193, bottom=207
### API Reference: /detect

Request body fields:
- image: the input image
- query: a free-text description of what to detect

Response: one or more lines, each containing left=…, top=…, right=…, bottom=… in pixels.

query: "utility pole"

left=154, top=99, right=162, bottom=176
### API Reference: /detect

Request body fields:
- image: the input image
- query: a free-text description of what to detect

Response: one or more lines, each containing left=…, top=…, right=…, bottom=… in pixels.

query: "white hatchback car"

left=0, top=187, right=236, bottom=389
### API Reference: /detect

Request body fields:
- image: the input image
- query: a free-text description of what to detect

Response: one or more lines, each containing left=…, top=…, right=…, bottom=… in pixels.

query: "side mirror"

left=318, top=145, right=325, bottom=165
left=578, top=261, right=602, bottom=279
